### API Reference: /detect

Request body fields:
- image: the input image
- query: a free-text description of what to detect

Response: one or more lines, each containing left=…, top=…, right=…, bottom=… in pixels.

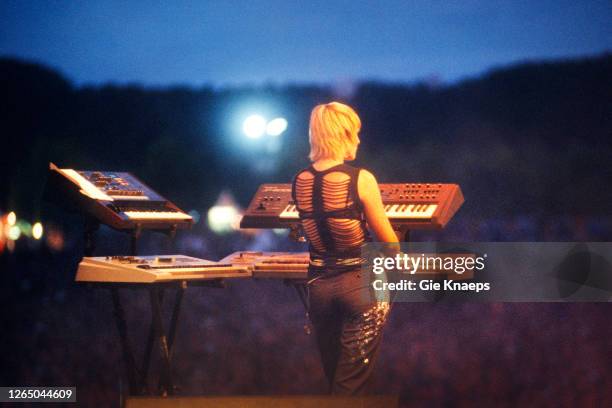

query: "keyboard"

left=47, top=163, right=194, bottom=231
left=75, top=255, right=251, bottom=283
left=241, top=183, right=464, bottom=230
left=219, top=251, right=310, bottom=279
left=122, top=211, right=194, bottom=220
left=279, top=202, right=437, bottom=220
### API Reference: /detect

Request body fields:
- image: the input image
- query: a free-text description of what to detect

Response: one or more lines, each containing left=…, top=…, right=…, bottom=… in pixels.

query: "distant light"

left=8, top=225, right=21, bottom=240
left=0, top=221, right=4, bottom=254
left=243, top=115, right=267, bottom=138
left=46, top=228, right=65, bottom=252
left=266, top=117, right=288, bottom=136
left=7, top=212, right=16, bottom=226
left=207, top=206, right=240, bottom=234
left=32, top=222, right=44, bottom=240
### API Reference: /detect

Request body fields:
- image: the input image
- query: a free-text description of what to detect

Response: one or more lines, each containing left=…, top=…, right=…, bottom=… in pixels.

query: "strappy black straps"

left=292, top=163, right=369, bottom=268
left=292, top=164, right=363, bottom=220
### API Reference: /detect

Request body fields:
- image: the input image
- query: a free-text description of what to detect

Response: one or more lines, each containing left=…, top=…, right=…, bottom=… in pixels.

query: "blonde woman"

left=291, top=102, right=398, bottom=394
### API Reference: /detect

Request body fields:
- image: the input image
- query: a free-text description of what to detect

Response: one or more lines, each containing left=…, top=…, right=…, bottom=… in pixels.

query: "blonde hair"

left=309, top=102, right=361, bottom=162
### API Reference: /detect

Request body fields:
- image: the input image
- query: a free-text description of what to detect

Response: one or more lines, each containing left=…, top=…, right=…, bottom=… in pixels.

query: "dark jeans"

left=307, top=269, right=390, bottom=395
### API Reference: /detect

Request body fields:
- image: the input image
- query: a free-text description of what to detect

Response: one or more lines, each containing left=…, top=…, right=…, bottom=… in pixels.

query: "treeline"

left=1, top=54, right=611, bottom=221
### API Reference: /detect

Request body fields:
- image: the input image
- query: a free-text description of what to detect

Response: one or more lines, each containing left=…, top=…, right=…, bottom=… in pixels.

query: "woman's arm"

left=358, top=169, right=399, bottom=243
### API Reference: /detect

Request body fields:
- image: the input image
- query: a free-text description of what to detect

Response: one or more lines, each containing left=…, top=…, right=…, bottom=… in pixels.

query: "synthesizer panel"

left=76, top=255, right=251, bottom=283
left=240, top=183, right=464, bottom=230
left=220, top=251, right=310, bottom=279
left=48, top=163, right=193, bottom=231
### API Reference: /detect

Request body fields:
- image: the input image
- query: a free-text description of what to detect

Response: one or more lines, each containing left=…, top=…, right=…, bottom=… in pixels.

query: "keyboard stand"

left=85, top=280, right=228, bottom=396
left=85, top=280, right=224, bottom=396
left=81, top=217, right=221, bottom=396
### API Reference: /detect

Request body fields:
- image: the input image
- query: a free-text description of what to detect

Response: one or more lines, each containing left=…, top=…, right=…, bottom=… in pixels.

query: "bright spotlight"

left=7, top=211, right=16, bottom=226
left=243, top=115, right=267, bottom=139
left=266, top=117, right=288, bottom=136
left=32, top=222, right=44, bottom=240
left=207, top=205, right=240, bottom=234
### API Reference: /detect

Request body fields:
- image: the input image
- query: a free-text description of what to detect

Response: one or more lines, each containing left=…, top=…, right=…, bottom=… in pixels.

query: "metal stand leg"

left=157, top=284, right=185, bottom=392
left=83, top=218, right=99, bottom=257
left=141, top=289, right=165, bottom=393
left=167, top=284, right=185, bottom=353
left=130, top=226, right=142, bottom=256
left=92, top=222, right=185, bottom=397
left=111, top=287, right=143, bottom=395
left=116, top=284, right=184, bottom=397
left=149, top=287, right=175, bottom=396
left=167, top=225, right=177, bottom=253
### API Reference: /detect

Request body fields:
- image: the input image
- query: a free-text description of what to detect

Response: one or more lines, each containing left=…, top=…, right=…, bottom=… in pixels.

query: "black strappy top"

left=291, top=163, right=370, bottom=275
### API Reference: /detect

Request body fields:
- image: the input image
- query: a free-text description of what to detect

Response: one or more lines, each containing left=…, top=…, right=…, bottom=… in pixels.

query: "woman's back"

left=294, top=102, right=396, bottom=395
left=293, top=163, right=369, bottom=274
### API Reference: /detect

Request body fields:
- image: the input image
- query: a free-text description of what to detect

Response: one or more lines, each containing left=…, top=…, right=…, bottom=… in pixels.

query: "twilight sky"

left=1, top=0, right=610, bottom=87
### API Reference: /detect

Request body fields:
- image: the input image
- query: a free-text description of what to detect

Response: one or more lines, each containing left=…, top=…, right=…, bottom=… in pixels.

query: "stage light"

left=46, top=228, right=65, bottom=252
left=243, top=115, right=267, bottom=139
left=207, top=205, right=240, bottom=234
left=0, top=220, right=4, bottom=253
left=7, top=211, right=16, bottom=226
left=208, top=191, right=242, bottom=233
left=266, top=117, right=288, bottom=136
left=8, top=225, right=21, bottom=240
left=32, top=222, right=44, bottom=240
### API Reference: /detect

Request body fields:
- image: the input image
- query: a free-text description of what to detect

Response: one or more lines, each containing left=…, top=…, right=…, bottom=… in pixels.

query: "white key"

left=279, top=204, right=299, bottom=219
left=386, top=204, right=437, bottom=219
left=123, top=211, right=193, bottom=220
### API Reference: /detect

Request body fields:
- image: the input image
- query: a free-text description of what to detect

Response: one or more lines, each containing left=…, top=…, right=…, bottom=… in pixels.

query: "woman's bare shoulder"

left=358, top=168, right=378, bottom=186
left=357, top=168, right=380, bottom=198
left=296, top=169, right=314, bottom=181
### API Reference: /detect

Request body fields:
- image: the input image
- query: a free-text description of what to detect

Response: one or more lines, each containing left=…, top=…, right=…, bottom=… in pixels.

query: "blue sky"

left=1, top=1, right=610, bottom=86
